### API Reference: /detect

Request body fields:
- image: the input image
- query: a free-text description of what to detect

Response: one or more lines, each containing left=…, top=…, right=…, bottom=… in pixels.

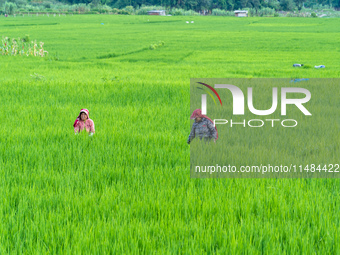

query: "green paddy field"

left=0, top=15, right=339, bottom=253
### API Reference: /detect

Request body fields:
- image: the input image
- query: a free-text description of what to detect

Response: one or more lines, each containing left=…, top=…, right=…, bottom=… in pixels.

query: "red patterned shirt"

left=74, top=119, right=95, bottom=134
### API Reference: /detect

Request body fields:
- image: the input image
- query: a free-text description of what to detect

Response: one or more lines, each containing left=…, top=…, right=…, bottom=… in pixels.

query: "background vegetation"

left=1, top=0, right=340, bottom=16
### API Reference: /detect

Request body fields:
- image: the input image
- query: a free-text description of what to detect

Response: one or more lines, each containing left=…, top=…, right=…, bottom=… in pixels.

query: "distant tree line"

left=1, top=0, right=339, bottom=14
left=55, top=0, right=340, bottom=11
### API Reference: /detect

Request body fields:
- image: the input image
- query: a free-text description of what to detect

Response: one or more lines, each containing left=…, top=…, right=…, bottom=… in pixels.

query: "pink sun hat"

left=73, top=108, right=90, bottom=127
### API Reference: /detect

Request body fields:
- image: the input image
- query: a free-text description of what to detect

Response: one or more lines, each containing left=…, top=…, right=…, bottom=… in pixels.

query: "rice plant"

left=0, top=15, right=339, bottom=254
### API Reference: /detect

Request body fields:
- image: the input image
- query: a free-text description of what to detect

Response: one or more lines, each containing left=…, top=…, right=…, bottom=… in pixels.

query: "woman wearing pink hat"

left=187, top=109, right=218, bottom=144
left=73, top=109, right=95, bottom=136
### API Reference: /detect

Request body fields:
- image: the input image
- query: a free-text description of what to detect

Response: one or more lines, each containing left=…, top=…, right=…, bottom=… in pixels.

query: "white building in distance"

left=234, top=10, right=248, bottom=17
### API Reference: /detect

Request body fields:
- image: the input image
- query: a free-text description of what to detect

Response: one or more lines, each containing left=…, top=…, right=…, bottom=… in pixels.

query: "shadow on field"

left=3, top=23, right=59, bottom=26
left=97, top=47, right=148, bottom=59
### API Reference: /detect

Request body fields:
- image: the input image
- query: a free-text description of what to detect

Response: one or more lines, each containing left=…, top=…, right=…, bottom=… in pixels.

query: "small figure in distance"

left=314, top=65, right=325, bottom=69
left=293, top=64, right=304, bottom=67
left=187, top=109, right=218, bottom=144
left=73, top=109, right=95, bottom=136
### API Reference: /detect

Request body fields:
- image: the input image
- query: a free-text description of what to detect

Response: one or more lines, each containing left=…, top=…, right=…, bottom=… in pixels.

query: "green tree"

left=250, top=0, right=261, bottom=12
left=280, top=0, right=296, bottom=10
left=294, top=0, right=305, bottom=10
left=333, top=0, right=340, bottom=7
left=3, top=1, right=17, bottom=14
left=197, top=0, right=211, bottom=10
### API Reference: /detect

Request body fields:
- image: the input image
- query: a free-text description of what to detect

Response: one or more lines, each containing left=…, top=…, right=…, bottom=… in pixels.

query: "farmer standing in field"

left=73, top=109, right=95, bottom=136
left=187, top=109, right=218, bottom=144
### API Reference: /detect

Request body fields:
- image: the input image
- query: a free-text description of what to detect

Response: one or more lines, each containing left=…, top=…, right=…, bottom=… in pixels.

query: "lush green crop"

left=0, top=15, right=339, bottom=253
